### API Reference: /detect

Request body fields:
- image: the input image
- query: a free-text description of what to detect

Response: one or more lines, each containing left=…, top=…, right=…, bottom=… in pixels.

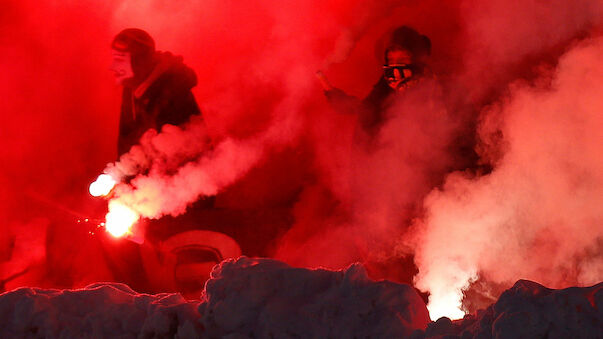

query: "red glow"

left=0, top=0, right=600, bottom=310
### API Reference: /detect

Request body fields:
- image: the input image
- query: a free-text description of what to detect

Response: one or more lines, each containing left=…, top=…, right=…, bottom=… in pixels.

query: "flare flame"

left=105, top=200, right=139, bottom=238
left=89, top=174, right=117, bottom=197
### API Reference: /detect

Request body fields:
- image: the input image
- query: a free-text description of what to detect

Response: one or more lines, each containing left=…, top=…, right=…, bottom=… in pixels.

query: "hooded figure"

left=110, top=28, right=203, bottom=156
left=318, top=26, right=432, bottom=141
left=104, top=29, right=212, bottom=293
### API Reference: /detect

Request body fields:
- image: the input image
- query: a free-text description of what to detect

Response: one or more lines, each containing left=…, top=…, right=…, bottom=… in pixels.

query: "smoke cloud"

left=1, top=0, right=601, bottom=318
left=412, top=35, right=603, bottom=318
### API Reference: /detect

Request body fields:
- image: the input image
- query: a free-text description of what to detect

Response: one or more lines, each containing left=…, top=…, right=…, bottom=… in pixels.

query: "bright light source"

left=105, top=201, right=139, bottom=238
left=89, top=174, right=117, bottom=197
left=427, top=290, right=466, bottom=321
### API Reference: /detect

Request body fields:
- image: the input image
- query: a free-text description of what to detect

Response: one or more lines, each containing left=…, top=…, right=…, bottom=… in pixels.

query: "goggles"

left=382, top=64, right=415, bottom=80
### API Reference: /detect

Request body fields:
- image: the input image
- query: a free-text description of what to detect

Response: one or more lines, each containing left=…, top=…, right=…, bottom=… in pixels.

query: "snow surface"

left=415, top=279, right=603, bottom=339
left=199, top=257, right=429, bottom=338
left=0, top=257, right=600, bottom=338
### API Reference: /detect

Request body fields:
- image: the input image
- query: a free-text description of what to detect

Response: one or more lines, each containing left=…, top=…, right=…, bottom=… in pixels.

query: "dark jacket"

left=325, top=77, right=396, bottom=140
left=117, top=52, right=202, bottom=156
left=326, top=74, right=483, bottom=173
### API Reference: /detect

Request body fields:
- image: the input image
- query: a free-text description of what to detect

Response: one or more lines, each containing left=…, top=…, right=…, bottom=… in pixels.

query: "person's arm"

left=316, top=71, right=363, bottom=115
left=316, top=71, right=333, bottom=91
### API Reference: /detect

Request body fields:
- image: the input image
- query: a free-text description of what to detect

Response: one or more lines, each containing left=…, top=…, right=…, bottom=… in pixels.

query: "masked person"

left=103, top=29, right=239, bottom=295
left=316, top=27, right=484, bottom=290
left=110, top=28, right=204, bottom=156
left=316, top=26, right=447, bottom=288
left=317, top=26, right=432, bottom=143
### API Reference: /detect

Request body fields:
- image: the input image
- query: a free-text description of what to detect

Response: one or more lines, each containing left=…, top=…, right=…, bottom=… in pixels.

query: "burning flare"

left=426, top=289, right=467, bottom=321
left=105, top=200, right=139, bottom=238
left=415, top=259, right=478, bottom=321
left=89, top=174, right=117, bottom=197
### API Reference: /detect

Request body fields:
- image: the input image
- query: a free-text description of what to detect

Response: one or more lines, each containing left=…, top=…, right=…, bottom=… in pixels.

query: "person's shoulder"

left=156, top=52, right=198, bottom=90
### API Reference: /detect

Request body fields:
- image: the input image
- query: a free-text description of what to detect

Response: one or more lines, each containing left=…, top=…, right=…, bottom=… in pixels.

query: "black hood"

left=156, top=51, right=198, bottom=89
left=133, top=51, right=197, bottom=99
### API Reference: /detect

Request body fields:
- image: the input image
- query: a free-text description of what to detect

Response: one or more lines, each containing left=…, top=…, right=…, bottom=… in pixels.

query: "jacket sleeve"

left=325, top=79, right=391, bottom=135
left=324, top=87, right=363, bottom=115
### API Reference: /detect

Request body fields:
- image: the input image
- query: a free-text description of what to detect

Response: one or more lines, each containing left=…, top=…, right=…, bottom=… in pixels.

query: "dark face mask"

left=382, top=64, right=415, bottom=81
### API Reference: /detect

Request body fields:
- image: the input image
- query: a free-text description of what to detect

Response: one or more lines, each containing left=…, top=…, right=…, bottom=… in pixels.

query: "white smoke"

left=111, top=134, right=265, bottom=218
left=105, top=77, right=309, bottom=219
left=413, top=34, right=603, bottom=319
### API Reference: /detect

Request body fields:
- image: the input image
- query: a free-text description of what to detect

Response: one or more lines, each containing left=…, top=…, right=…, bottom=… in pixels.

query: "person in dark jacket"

left=110, top=28, right=203, bottom=156
left=104, top=28, right=216, bottom=293
left=317, top=27, right=482, bottom=288
left=317, top=26, right=432, bottom=140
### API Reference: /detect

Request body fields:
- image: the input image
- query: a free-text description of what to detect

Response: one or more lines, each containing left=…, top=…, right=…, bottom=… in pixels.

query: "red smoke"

left=1, top=1, right=601, bottom=320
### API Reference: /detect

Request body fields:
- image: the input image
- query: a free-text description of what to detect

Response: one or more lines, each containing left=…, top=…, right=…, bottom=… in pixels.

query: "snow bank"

left=200, top=257, right=430, bottom=338
left=417, top=280, right=603, bottom=339
left=0, top=257, right=429, bottom=338
left=0, top=258, right=600, bottom=338
left=0, top=283, right=202, bottom=338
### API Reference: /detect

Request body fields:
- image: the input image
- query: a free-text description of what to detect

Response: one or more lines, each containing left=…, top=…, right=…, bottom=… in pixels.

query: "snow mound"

left=0, top=258, right=430, bottom=338
left=2, top=257, right=599, bottom=338
left=199, top=257, right=430, bottom=338
left=0, top=282, right=202, bottom=338
left=417, top=279, right=603, bottom=339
